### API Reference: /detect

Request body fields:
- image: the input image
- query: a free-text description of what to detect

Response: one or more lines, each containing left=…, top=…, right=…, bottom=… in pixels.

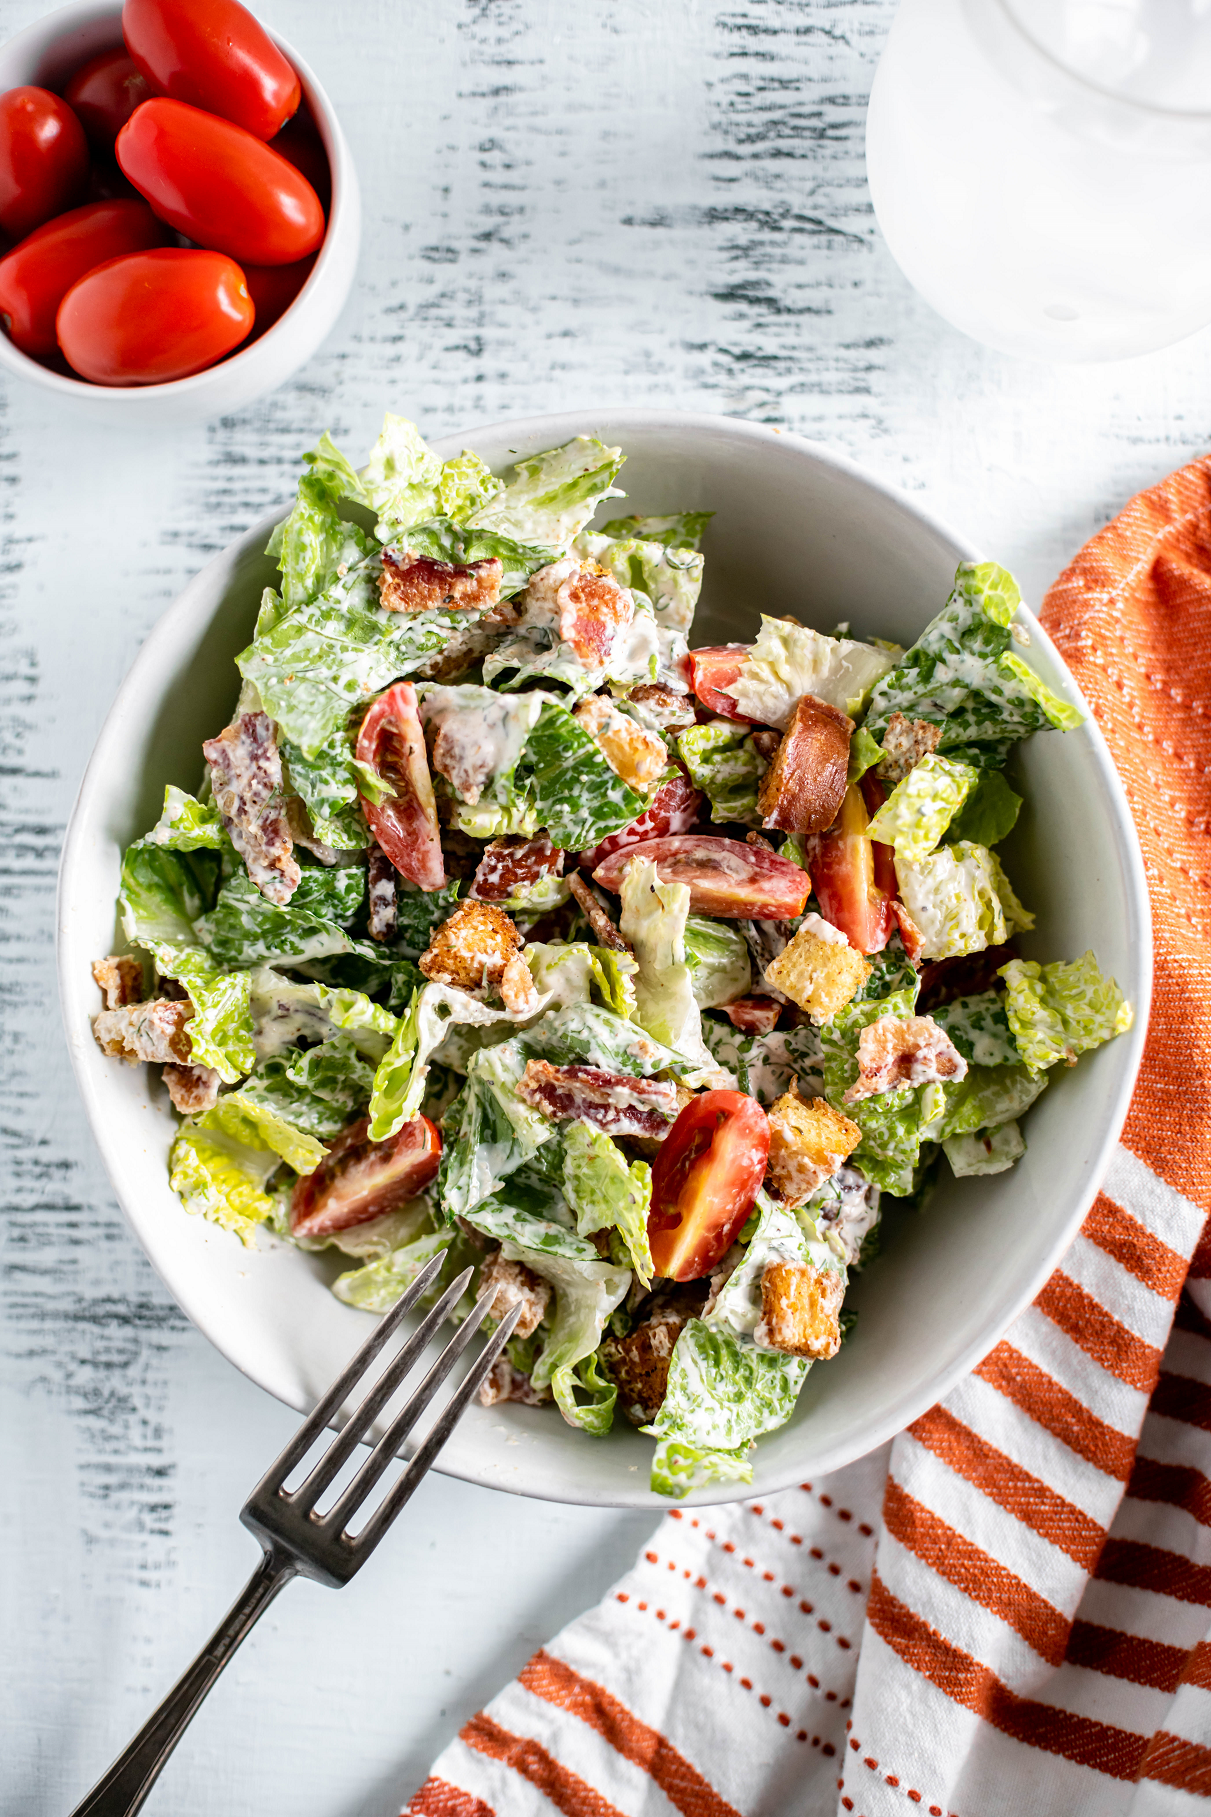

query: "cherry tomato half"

left=355, top=683, right=446, bottom=892
left=0, top=87, right=88, bottom=239
left=0, top=198, right=168, bottom=358
left=806, top=782, right=894, bottom=955
left=649, top=1091, right=770, bottom=1281
left=291, top=1115, right=442, bottom=1240
left=122, top=0, right=300, bottom=141
left=241, top=251, right=315, bottom=341
left=64, top=48, right=153, bottom=149
left=688, top=644, right=755, bottom=722
left=592, top=833, right=810, bottom=920
left=57, top=246, right=253, bottom=385
left=116, top=98, right=324, bottom=266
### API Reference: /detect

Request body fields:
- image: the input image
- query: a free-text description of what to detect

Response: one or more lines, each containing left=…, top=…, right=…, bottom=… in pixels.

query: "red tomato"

left=64, top=49, right=153, bottom=148
left=56, top=246, right=253, bottom=384
left=576, top=770, right=703, bottom=872
left=592, top=834, right=809, bottom=920
left=122, top=0, right=300, bottom=141
left=0, top=198, right=168, bottom=358
left=268, top=109, right=330, bottom=214
left=241, top=251, right=315, bottom=341
left=291, top=1115, right=441, bottom=1240
left=0, top=87, right=88, bottom=239
left=355, top=683, right=446, bottom=892
left=116, top=98, right=324, bottom=266
left=688, top=644, right=755, bottom=722
left=808, top=782, right=894, bottom=955
left=649, top=1091, right=770, bottom=1281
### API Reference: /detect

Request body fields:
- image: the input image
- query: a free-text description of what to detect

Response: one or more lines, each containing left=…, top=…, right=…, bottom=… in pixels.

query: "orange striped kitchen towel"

left=404, top=461, right=1211, bottom=1817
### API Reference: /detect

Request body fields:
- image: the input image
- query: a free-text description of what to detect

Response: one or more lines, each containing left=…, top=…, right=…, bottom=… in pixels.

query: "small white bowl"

left=0, top=1, right=360, bottom=423
left=57, top=410, right=1151, bottom=1507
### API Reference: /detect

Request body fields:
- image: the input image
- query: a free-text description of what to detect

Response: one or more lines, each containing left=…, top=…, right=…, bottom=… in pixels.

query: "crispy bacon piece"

left=419, top=899, right=524, bottom=995
left=203, top=710, right=300, bottom=906
left=515, top=1060, right=680, bottom=1138
left=567, top=871, right=631, bottom=952
left=757, top=693, right=853, bottom=835
left=623, top=683, right=696, bottom=734
left=379, top=548, right=503, bottom=615
left=93, top=998, right=194, bottom=1065
left=470, top=835, right=564, bottom=903
left=163, top=1062, right=221, bottom=1115
left=573, top=693, right=669, bottom=792
left=843, top=1014, right=967, bottom=1105
left=890, top=899, right=926, bottom=962
left=577, top=771, right=703, bottom=873
left=917, top=942, right=1018, bottom=1013
left=876, top=711, right=942, bottom=784
left=721, top=996, right=782, bottom=1035
left=519, top=558, right=634, bottom=667
left=477, top=1247, right=551, bottom=1339
left=367, top=843, right=397, bottom=942
left=92, top=954, right=143, bottom=1009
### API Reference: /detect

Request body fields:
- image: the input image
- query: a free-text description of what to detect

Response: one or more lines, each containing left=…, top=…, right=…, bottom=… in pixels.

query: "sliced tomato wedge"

left=291, top=1115, right=441, bottom=1240
left=688, top=644, right=754, bottom=722
left=355, top=681, right=445, bottom=891
left=592, top=833, right=809, bottom=920
left=649, top=1091, right=770, bottom=1281
left=577, top=770, right=703, bottom=872
left=808, top=782, right=894, bottom=955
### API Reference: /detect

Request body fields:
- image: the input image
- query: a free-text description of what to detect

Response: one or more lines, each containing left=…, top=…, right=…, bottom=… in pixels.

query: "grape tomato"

left=64, top=49, right=153, bottom=148
left=122, top=0, right=301, bottom=141
left=648, top=1091, right=770, bottom=1281
left=0, top=197, right=169, bottom=358
left=56, top=245, right=253, bottom=385
left=0, top=87, right=88, bottom=239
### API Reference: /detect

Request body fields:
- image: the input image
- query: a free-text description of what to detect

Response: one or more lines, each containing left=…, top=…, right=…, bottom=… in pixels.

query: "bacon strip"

left=470, top=835, right=564, bottom=902
left=515, top=1059, right=679, bottom=1138
left=379, top=548, right=502, bottom=614
left=567, top=871, right=631, bottom=952
left=203, top=710, right=300, bottom=905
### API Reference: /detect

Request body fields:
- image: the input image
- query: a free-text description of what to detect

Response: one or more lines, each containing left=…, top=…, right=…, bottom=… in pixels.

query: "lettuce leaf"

left=706, top=1189, right=844, bottom=1344
left=893, top=841, right=1007, bottom=961
left=195, top=864, right=368, bottom=968
left=701, top=1018, right=823, bottom=1103
left=683, top=915, right=752, bottom=1009
left=575, top=523, right=705, bottom=635
left=333, top=1217, right=478, bottom=1313
left=525, top=942, right=638, bottom=1019
left=238, top=1033, right=377, bottom=1140
left=368, top=982, right=535, bottom=1142
left=562, top=1119, right=653, bottom=1287
left=865, top=562, right=1084, bottom=753
left=931, top=991, right=1019, bottom=1066
left=676, top=721, right=768, bottom=824
left=649, top=1437, right=754, bottom=1500
left=514, top=702, right=646, bottom=851
left=157, top=947, right=256, bottom=1082
left=946, top=769, right=1021, bottom=848
left=944, top=1121, right=1026, bottom=1177
left=919, top=1063, right=1047, bottom=1141
left=600, top=511, right=712, bottom=550
left=620, top=855, right=727, bottom=1087
left=169, top=1120, right=280, bottom=1245
left=466, top=435, right=626, bottom=551
left=281, top=728, right=367, bottom=851
left=865, top=753, right=981, bottom=862
left=724, top=616, right=895, bottom=728
left=193, top=1091, right=327, bottom=1175
left=646, top=1319, right=808, bottom=1492
left=144, top=786, right=229, bottom=850
left=999, top=951, right=1134, bottom=1075
left=249, top=968, right=397, bottom=1062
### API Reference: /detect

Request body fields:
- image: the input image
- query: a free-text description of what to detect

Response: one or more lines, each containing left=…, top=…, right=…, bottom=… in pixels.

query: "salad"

left=90, top=417, right=1134, bottom=1499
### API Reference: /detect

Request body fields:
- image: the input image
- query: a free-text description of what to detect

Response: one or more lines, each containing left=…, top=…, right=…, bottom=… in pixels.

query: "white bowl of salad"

left=58, top=409, right=1150, bottom=1506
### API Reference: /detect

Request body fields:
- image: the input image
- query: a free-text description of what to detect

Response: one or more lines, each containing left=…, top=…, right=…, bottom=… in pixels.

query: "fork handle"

left=69, top=1548, right=298, bottom=1817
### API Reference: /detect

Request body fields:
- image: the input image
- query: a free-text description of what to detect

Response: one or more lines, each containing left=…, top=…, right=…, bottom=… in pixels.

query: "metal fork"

left=69, top=1252, right=520, bottom=1817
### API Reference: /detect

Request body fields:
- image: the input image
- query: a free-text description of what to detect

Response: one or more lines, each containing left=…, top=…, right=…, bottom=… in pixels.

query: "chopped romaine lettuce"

left=575, top=524, right=704, bottom=634
left=281, top=729, right=367, bottom=852
left=987, top=851, right=1035, bottom=935
left=157, top=947, right=256, bottom=1082
left=931, top=991, right=1019, bottom=1066
left=724, top=616, right=895, bottom=728
left=649, top=1438, right=754, bottom=1500
left=466, top=435, right=626, bottom=551
left=168, top=1120, right=280, bottom=1245
left=683, top=915, right=752, bottom=1009
left=646, top=1319, right=808, bottom=1494
left=514, top=702, right=646, bottom=851
left=865, top=753, right=981, bottom=862
left=620, top=855, right=728, bottom=1087
left=820, top=985, right=924, bottom=1194
left=195, top=864, right=367, bottom=968
left=848, top=724, right=884, bottom=784
left=894, top=841, right=1007, bottom=961
left=676, top=721, right=767, bottom=823
left=999, top=952, right=1133, bottom=1075
left=944, top=1122, right=1026, bottom=1177
left=946, top=769, right=1021, bottom=848
left=600, top=511, right=712, bottom=550
left=145, top=786, right=228, bottom=850
left=194, top=1090, right=327, bottom=1175
left=334, top=1218, right=477, bottom=1312
left=368, top=982, right=538, bottom=1143
left=120, top=841, right=220, bottom=946
left=919, top=1063, right=1047, bottom=1142
left=239, top=1034, right=376, bottom=1139
left=562, top=1119, right=653, bottom=1287
left=525, top=942, right=638, bottom=1019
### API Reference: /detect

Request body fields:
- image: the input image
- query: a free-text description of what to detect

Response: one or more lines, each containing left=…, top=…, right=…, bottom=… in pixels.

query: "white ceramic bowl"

left=57, top=410, right=1151, bottom=1507
left=0, top=2, right=360, bottom=423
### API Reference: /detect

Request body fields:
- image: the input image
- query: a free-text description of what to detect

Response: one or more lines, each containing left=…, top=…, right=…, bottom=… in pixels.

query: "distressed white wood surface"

left=4, top=1, right=1210, bottom=1811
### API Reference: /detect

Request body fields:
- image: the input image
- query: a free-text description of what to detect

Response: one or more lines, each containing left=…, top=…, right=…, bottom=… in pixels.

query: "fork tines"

left=240, top=1251, right=520, bottom=1585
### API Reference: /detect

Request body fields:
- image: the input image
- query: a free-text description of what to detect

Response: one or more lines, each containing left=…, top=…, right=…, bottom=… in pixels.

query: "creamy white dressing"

left=799, top=911, right=849, bottom=947
left=419, top=684, right=547, bottom=804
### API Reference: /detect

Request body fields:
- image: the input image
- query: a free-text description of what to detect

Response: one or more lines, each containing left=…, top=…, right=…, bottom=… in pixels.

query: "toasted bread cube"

left=876, top=712, right=942, bottom=785
left=93, top=998, right=194, bottom=1065
left=755, top=1259, right=845, bottom=1360
left=764, top=919, right=871, bottom=1024
left=601, top=1301, right=697, bottom=1425
left=757, top=693, right=852, bottom=835
left=478, top=1248, right=551, bottom=1340
left=92, top=954, right=144, bottom=1010
left=574, top=693, right=669, bottom=793
left=766, top=1092, right=862, bottom=1208
left=418, top=899, right=522, bottom=994
left=163, top=1062, right=221, bottom=1115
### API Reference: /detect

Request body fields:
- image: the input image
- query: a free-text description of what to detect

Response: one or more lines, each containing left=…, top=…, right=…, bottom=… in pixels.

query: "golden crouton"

left=573, top=693, right=669, bottom=792
left=757, top=694, right=852, bottom=835
left=477, top=1247, right=551, bottom=1339
left=92, top=954, right=144, bottom=1010
left=601, top=1300, right=697, bottom=1425
left=755, top=1259, right=845, bottom=1360
left=763, top=919, right=871, bottom=1024
left=93, top=998, right=194, bottom=1065
left=766, top=1092, right=862, bottom=1208
left=876, top=712, right=942, bottom=785
left=163, top=1063, right=221, bottom=1115
left=418, top=899, right=522, bottom=994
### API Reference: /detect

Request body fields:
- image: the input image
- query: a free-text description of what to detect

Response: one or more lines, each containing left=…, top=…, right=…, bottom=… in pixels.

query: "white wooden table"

left=3, top=2, right=1208, bottom=1811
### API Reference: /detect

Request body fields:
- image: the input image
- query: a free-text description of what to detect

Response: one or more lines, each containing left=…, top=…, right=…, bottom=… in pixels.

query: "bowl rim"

left=56, top=408, right=1153, bottom=1505
left=0, top=0, right=351, bottom=400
